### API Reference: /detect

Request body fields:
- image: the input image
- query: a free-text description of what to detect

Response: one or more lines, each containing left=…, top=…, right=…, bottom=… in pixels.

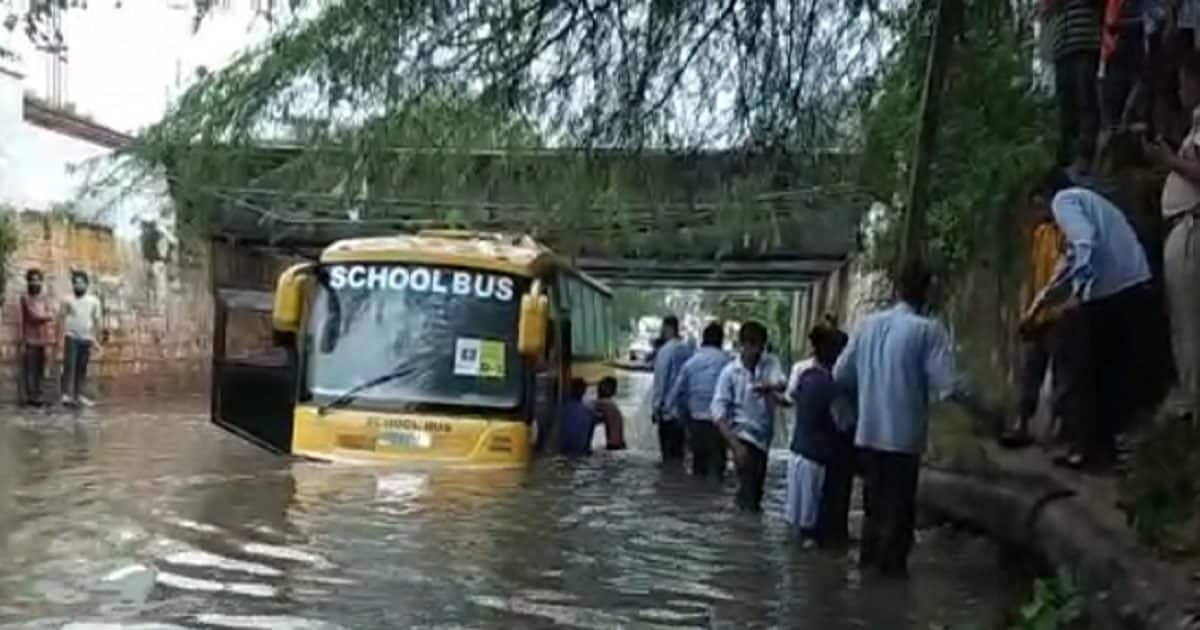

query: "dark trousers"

left=1100, top=24, right=1145, bottom=130
left=688, top=421, right=727, bottom=479
left=735, top=440, right=768, bottom=512
left=815, top=443, right=854, bottom=547
left=20, top=345, right=46, bottom=404
left=1056, top=50, right=1100, bottom=166
left=60, top=337, right=92, bottom=401
left=658, top=420, right=686, bottom=463
left=859, top=447, right=920, bottom=575
left=1060, top=284, right=1151, bottom=462
left=1018, top=322, right=1067, bottom=426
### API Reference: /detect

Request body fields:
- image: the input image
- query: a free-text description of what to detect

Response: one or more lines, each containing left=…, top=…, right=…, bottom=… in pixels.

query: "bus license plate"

left=377, top=430, right=432, bottom=450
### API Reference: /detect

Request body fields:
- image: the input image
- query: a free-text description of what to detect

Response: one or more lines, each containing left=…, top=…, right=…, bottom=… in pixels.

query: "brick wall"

left=0, top=213, right=213, bottom=400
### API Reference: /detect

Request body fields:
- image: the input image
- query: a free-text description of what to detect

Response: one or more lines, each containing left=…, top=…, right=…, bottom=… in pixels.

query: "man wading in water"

left=668, top=322, right=733, bottom=478
left=835, top=262, right=991, bottom=576
left=713, top=321, right=786, bottom=512
left=651, top=314, right=693, bottom=464
left=786, top=324, right=853, bottom=549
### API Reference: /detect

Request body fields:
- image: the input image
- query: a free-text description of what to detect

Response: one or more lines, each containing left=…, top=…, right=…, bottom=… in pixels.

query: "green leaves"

left=1119, top=417, right=1200, bottom=548
left=859, top=0, right=1053, bottom=277
left=0, top=204, right=19, bottom=300
left=1011, top=569, right=1084, bottom=630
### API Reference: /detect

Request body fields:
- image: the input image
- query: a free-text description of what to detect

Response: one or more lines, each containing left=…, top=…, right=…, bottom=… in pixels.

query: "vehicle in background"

left=628, top=337, right=652, bottom=360
left=211, top=231, right=617, bottom=467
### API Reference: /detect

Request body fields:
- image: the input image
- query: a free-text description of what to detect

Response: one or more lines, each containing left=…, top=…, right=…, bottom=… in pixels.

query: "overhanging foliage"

left=860, top=0, right=1053, bottom=275
left=84, top=0, right=896, bottom=263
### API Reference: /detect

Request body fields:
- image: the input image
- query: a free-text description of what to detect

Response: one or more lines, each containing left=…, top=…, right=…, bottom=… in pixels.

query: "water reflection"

left=0, top=379, right=1017, bottom=628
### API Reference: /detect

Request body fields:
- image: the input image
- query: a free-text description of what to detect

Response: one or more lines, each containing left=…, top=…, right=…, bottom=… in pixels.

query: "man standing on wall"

left=651, top=314, right=693, bottom=464
left=1045, top=0, right=1102, bottom=170
left=19, top=269, right=52, bottom=407
left=59, top=270, right=102, bottom=408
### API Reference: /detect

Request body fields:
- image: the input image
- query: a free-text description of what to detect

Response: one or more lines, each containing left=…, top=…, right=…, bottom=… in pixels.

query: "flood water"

left=0, top=372, right=1020, bottom=629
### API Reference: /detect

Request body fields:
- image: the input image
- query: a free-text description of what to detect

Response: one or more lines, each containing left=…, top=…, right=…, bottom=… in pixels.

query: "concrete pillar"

left=789, top=289, right=805, bottom=359
left=833, top=263, right=851, bottom=325
left=811, top=278, right=826, bottom=331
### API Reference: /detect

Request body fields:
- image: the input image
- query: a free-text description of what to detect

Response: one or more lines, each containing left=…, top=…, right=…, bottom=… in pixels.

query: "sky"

left=1, top=0, right=278, bottom=132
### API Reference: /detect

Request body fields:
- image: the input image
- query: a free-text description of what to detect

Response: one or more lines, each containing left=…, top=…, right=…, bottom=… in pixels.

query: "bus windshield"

left=304, top=263, right=527, bottom=411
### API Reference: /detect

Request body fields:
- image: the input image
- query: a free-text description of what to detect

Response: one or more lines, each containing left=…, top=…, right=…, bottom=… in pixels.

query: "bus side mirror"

left=518, top=285, right=549, bottom=358
left=273, top=263, right=314, bottom=333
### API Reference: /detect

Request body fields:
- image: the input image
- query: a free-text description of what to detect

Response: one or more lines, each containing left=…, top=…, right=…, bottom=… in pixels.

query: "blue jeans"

left=60, top=337, right=92, bottom=400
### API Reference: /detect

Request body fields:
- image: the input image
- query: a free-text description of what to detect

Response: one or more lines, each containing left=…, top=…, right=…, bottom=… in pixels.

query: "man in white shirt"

left=59, top=270, right=102, bottom=407
left=1146, top=51, right=1200, bottom=419
left=712, top=321, right=787, bottom=512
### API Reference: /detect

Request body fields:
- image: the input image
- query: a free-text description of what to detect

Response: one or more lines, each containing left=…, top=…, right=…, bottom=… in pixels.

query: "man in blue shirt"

left=1023, top=168, right=1154, bottom=471
left=651, top=315, right=693, bottom=464
left=834, top=262, right=991, bottom=576
left=559, top=378, right=595, bottom=457
left=668, top=322, right=732, bottom=479
left=713, top=321, right=787, bottom=512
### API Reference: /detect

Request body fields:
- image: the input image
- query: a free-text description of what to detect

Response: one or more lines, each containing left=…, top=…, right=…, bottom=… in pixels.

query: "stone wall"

left=0, top=213, right=212, bottom=400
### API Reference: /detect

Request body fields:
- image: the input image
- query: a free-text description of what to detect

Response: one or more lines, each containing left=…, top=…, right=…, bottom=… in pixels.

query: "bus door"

left=212, top=288, right=297, bottom=454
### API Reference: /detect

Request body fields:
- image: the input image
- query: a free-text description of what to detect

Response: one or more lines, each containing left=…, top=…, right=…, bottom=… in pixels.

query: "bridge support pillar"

left=790, top=289, right=807, bottom=360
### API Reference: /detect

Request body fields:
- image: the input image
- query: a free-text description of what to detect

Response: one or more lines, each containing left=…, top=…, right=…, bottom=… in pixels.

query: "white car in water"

left=626, top=338, right=654, bottom=363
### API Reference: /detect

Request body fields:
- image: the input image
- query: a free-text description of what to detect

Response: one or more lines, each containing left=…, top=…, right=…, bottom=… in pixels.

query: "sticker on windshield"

left=479, top=340, right=505, bottom=378
left=454, top=338, right=506, bottom=379
left=454, top=338, right=482, bottom=376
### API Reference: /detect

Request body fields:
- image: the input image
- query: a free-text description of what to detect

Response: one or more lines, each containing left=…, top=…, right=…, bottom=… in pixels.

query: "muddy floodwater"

left=0, top=372, right=1019, bottom=629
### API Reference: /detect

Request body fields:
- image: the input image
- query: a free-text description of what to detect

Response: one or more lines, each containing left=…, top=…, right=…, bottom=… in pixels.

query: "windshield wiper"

left=316, top=365, right=417, bottom=415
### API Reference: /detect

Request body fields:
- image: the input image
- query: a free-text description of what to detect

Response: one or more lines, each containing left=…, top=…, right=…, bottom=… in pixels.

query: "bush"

left=1010, top=569, right=1085, bottom=630
left=1119, top=417, right=1200, bottom=548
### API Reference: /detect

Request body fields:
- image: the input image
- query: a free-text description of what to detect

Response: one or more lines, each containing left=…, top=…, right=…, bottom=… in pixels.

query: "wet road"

left=0, top=373, right=1019, bottom=629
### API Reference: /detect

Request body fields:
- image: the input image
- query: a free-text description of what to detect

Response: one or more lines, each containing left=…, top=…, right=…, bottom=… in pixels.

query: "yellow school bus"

left=212, top=231, right=615, bottom=467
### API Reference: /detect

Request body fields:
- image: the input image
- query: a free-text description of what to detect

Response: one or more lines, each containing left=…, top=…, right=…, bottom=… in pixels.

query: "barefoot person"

left=712, top=321, right=786, bottom=513
left=59, top=270, right=102, bottom=407
left=592, top=376, right=627, bottom=450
